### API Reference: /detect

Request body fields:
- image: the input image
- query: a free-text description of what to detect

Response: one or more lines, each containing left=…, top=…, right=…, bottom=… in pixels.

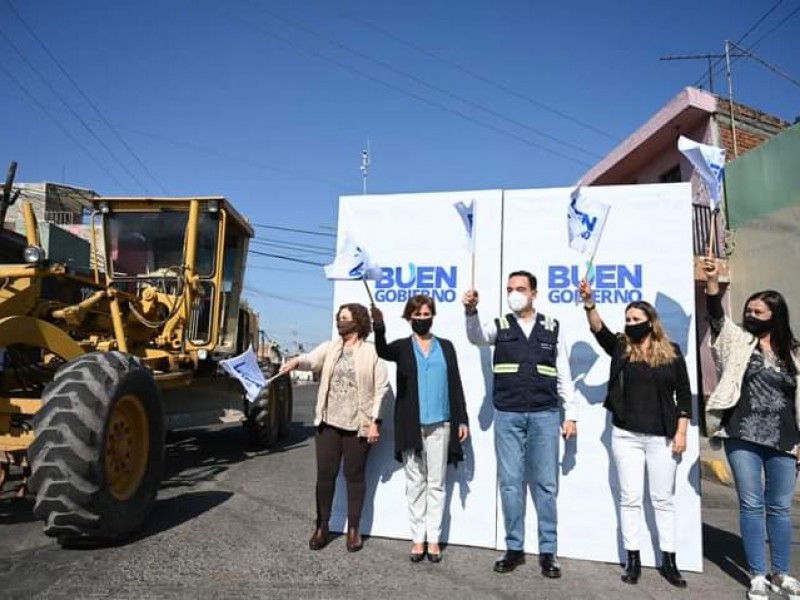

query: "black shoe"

left=308, top=526, right=329, bottom=551
left=427, top=551, right=442, bottom=563
left=409, top=545, right=425, bottom=563
left=621, top=550, right=641, bottom=585
left=539, top=553, right=562, bottom=579
left=660, top=552, right=687, bottom=588
left=345, top=526, right=363, bottom=552
left=494, top=550, right=526, bottom=573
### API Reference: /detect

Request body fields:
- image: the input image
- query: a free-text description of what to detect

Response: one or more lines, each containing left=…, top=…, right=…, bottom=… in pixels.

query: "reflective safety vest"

left=492, top=313, right=560, bottom=412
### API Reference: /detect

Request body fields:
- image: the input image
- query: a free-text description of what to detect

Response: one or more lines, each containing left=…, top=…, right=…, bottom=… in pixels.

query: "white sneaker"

left=770, top=574, right=800, bottom=600
left=747, top=576, right=768, bottom=600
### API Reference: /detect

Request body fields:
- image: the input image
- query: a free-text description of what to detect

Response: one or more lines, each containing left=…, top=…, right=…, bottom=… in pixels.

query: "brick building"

left=581, top=86, right=791, bottom=408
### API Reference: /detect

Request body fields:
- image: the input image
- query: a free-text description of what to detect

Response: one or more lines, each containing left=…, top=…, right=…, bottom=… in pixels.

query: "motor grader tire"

left=276, top=376, right=293, bottom=439
left=28, top=351, right=164, bottom=546
left=244, top=383, right=280, bottom=450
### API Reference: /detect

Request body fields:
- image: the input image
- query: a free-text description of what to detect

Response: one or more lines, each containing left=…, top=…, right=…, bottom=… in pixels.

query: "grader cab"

left=0, top=185, right=292, bottom=546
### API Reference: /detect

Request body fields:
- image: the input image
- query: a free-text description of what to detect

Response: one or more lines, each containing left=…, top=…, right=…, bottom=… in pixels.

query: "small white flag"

left=567, top=183, right=610, bottom=256
left=678, top=135, right=726, bottom=211
left=324, top=233, right=382, bottom=280
left=220, top=346, right=266, bottom=403
left=454, top=199, right=476, bottom=251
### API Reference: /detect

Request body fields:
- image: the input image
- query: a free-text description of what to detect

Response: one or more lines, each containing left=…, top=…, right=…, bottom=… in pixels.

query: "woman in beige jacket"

left=281, top=303, right=391, bottom=553
left=704, top=258, right=800, bottom=600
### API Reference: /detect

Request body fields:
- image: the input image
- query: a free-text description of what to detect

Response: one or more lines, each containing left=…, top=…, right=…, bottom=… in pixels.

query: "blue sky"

left=1, top=0, right=798, bottom=350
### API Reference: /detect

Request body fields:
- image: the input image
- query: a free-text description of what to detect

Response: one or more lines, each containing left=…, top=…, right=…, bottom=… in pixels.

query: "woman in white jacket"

left=704, top=259, right=800, bottom=600
left=281, top=303, right=391, bottom=553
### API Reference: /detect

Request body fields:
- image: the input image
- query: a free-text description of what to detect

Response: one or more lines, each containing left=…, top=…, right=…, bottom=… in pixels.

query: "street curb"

left=699, top=457, right=733, bottom=486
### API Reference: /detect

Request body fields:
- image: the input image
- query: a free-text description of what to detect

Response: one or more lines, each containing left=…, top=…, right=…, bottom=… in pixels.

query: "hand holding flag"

left=567, top=183, right=610, bottom=255
left=324, top=233, right=382, bottom=305
left=220, top=346, right=267, bottom=403
left=678, top=136, right=726, bottom=256
left=454, top=199, right=477, bottom=288
left=567, top=183, right=610, bottom=282
left=677, top=136, right=726, bottom=211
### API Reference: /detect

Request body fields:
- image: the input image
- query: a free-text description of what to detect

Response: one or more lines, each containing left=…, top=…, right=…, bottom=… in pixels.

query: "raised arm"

left=370, top=307, right=400, bottom=362
left=703, top=258, right=724, bottom=336
left=579, top=279, right=603, bottom=333
left=462, top=289, right=497, bottom=346
left=579, top=278, right=620, bottom=357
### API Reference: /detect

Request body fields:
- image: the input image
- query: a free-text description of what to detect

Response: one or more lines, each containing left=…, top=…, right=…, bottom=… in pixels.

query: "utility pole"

left=0, top=161, right=20, bottom=229
left=360, top=140, right=370, bottom=195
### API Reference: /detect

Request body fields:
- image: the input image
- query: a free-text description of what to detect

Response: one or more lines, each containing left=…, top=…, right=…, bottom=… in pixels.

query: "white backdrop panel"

left=330, top=190, right=503, bottom=548
left=498, top=184, right=702, bottom=572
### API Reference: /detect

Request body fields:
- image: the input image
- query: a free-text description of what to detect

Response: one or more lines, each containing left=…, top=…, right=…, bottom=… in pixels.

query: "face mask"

left=743, top=316, right=772, bottom=336
left=625, top=321, right=652, bottom=343
left=337, top=321, right=358, bottom=337
left=507, top=291, right=530, bottom=313
left=411, top=317, right=433, bottom=336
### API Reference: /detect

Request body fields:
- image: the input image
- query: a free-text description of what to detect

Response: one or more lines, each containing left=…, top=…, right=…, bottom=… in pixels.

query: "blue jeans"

left=495, top=408, right=560, bottom=553
left=725, top=437, right=797, bottom=576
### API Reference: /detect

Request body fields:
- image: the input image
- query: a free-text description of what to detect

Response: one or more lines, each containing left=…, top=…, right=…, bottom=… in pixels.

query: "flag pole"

left=707, top=209, right=717, bottom=259
left=362, top=276, right=375, bottom=307
left=584, top=206, right=610, bottom=281
left=470, top=249, right=476, bottom=290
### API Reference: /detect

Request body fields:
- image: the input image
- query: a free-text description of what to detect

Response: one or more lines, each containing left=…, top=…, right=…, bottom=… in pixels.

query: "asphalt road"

left=1, top=383, right=797, bottom=599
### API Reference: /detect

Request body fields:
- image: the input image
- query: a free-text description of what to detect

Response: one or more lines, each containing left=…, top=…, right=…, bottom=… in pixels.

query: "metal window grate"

left=692, top=204, right=722, bottom=256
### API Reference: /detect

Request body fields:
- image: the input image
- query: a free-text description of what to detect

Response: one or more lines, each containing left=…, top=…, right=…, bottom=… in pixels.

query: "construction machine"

left=0, top=163, right=292, bottom=545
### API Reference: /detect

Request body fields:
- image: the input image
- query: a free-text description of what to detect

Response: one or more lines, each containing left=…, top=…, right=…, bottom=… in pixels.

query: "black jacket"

left=593, top=324, right=691, bottom=438
left=373, top=321, right=469, bottom=464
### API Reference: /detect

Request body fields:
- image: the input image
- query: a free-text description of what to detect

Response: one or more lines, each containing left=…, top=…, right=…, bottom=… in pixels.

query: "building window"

left=659, top=165, right=682, bottom=183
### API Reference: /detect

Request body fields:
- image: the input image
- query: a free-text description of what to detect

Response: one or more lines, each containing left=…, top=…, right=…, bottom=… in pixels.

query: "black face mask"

left=337, top=321, right=358, bottom=337
left=411, top=318, right=433, bottom=336
left=743, top=316, right=773, bottom=336
left=625, top=321, right=652, bottom=343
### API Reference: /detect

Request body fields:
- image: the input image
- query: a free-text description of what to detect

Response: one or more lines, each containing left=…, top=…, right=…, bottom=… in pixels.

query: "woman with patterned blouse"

left=281, top=303, right=391, bottom=553
left=704, top=258, right=800, bottom=600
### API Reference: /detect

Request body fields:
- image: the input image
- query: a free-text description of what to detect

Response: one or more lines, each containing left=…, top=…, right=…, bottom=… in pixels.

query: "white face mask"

left=507, top=291, right=530, bottom=313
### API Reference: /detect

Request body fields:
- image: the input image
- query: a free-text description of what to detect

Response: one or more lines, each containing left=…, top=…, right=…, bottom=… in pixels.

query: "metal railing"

left=692, top=204, right=722, bottom=257
left=44, top=211, right=80, bottom=225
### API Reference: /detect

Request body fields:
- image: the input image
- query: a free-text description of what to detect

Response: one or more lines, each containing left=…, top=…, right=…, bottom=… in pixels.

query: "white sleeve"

left=296, top=341, right=330, bottom=373
left=556, top=330, right=577, bottom=422
left=466, top=313, right=497, bottom=346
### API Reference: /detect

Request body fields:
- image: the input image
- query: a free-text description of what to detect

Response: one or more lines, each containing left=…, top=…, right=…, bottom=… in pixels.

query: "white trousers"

left=611, top=426, right=678, bottom=552
left=402, top=422, right=450, bottom=544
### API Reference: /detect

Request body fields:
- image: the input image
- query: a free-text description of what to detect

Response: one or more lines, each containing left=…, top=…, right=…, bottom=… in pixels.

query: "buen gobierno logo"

left=375, top=264, right=458, bottom=303
left=548, top=264, right=643, bottom=304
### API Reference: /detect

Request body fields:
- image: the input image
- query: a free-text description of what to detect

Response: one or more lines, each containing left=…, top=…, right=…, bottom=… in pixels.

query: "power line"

left=252, top=223, right=337, bottom=238
left=246, top=263, right=321, bottom=275
left=123, top=126, right=351, bottom=190
left=204, top=2, right=593, bottom=167
left=329, top=5, right=620, bottom=142
left=3, top=0, right=169, bottom=194
left=0, top=26, right=147, bottom=193
left=252, top=237, right=335, bottom=252
left=244, top=284, right=330, bottom=311
left=0, top=60, right=130, bottom=190
left=243, top=1, right=601, bottom=160
left=727, top=39, right=800, bottom=90
left=251, top=238, right=334, bottom=255
left=248, top=248, right=327, bottom=267
left=0, top=85, right=350, bottom=192
left=691, top=0, right=787, bottom=88
left=749, top=4, right=800, bottom=49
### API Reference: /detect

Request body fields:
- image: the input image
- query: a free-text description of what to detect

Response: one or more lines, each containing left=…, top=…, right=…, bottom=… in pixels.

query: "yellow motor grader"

left=0, top=166, right=292, bottom=546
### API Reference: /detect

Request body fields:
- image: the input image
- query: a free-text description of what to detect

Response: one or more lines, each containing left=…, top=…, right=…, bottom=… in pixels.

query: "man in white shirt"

left=464, top=270, right=577, bottom=577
